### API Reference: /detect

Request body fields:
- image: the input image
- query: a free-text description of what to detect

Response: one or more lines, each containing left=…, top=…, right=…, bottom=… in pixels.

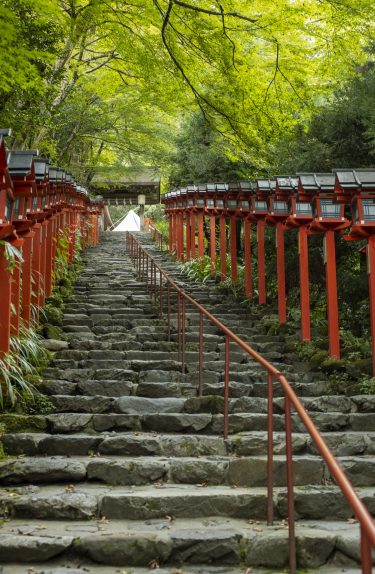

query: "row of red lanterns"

left=0, top=128, right=103, bottom=357
left=162, top=170, right=375, bottom=373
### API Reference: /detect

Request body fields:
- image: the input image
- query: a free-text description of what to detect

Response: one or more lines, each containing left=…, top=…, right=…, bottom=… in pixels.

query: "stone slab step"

left=1, top=482, right=374, bottom=521
left=3, top=411, right=375, bottom=436
left=1, top=454, right=375, bottom=487
left=5, top=430, right=375, bottom=459
left=0, top=518, right=366, bottom=569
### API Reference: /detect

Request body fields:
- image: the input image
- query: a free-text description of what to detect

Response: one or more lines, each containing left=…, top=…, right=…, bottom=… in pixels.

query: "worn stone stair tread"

left=2, top=454, right=375, bottom=488
left=5, top=430, right=375, bottom=458
left=2, top=482, right=375, bottom=522
left=0, top=517, right=367, bottom=568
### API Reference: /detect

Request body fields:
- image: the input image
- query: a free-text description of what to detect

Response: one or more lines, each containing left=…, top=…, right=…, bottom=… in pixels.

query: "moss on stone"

left=184, top=395, right=225, bottom=414
left=1, top=414, right=47, bottom=433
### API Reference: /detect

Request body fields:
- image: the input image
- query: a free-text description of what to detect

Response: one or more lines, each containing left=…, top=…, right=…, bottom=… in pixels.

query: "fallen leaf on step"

left=253, top=527, right=263, bottom=532
left=165, top=515, right=175, bottom=522
left=65, top=484, right=76, bottom=492
left=148, top=559, right=160, bottom=569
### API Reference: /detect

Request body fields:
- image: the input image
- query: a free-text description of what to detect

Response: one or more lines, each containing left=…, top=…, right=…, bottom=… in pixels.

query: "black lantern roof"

left=240, top=181, right=253, bottom=192
left=297, top=173, right=319, bottom=193
left=354, top=169, right=375, bottom=189
left=7, top=150, right=38, bottom=176
left=197, top=184, right=207, bottom=192
left=276, top=176, right=298, bottom=192
left=187, top=185, right=196, bottom=193
left=34, top=158, right=49, bottom=181
left=315, top=173, right=335, bottom=192
left=228, top=182, right=240, bottom=192
left=216, top=183, right=228, bottom=192
left=49, top=167, right=65, bottom=182
left=333, top=168, right=375, bottom=191
left=333, top=169, right=360, bottom=192
left=256, top=179, right=276, bottom=192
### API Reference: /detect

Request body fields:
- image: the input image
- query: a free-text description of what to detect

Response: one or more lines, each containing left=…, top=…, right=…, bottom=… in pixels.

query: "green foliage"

left=1, top=0, right=375, bottom=182
left=0, top=241, right=23, bottom=272
left=0, top=328, right=50, bottom=410
left=181, top=256, right=214, bottom=283
left=168, top=113, right=249, bottom=188
left=40, top=304, right=63, bottom=326
left=17, top=392, right=56, bottom=415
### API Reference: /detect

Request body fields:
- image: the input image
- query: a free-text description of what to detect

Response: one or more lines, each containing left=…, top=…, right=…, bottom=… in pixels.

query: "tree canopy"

left=0, top=0, right=374, bottom=183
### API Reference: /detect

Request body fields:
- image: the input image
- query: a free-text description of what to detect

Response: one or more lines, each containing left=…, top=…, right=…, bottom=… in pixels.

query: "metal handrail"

left=149, top=223, right=164, bottom=251
left=126, top=231, right=375, bottom=574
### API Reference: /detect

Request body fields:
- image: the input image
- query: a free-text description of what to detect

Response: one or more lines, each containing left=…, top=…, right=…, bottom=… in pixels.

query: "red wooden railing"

left=126, top=231, right=375, bottom=574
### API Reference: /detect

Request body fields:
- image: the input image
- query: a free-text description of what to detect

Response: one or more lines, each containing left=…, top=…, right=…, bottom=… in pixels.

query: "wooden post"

left=368, top=236, right=375, bottom=376
left=258, top=221, right=266, bottom=304
left=0, top=243, right=11, bottom=356
left=325, top=230, right=340, bottom=358
left=220, top=215, right=227, bottom=280
left=21, top=231, right=34, bottom=328
left=299, top=226, right=311, bottom=341
left=230, top=215, right=238, bottom=282
left=276, top=223, right=287, bottom=323
left=198, top=212, right=204, bottom=258
left=244, top=219, right=253, bottom=298
left=210, top=214, right=216, bottom=272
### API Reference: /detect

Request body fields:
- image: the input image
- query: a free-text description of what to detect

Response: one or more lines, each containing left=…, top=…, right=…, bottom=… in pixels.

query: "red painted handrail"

left=126, top=231, right=375, bottom=574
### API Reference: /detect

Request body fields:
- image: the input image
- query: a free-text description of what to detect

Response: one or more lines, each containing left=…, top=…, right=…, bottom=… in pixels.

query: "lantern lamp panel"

left=5, top=193, right=12, bottom=221
left=227, top=199, right=237, bottom=209
left=273, top=200, right=289, bottom=214
left=320, top=198, right=341, bottom=219
left=296, top=201, right=312, bottom=216
left=254, top=199, right=268, bottom=212
left=362, top=198, right=375, bottom=221
left=241, top=200, right=250, bottom=210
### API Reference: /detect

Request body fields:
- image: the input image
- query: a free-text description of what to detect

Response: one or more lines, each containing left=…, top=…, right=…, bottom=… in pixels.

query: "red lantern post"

left=337, top=169, right=375, bottom=373
left=267, top=177, right=298, bottom=323
left=0, top=129, right=14, bottom=356
left=309, top=174, right=350, bottom=359
left=287, top=174, right=316, bottom=341
left=253, top=180, right=274, bottom=305
left=8, top=150, right=39, bottom=328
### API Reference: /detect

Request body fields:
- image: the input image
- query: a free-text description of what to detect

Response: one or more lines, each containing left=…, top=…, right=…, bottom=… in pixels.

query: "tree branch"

left=173, top=0, right=258, bottom=24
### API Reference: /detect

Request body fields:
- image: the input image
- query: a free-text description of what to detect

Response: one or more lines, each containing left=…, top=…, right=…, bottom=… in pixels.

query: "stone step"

left=5, top=430, right=375, bottom=458
left=3, top=410, right=375, bottom=436
left=1, top=454, right=374, bottom=487
left=0, top=518, right=366, bottom=569
left=46, top=393, right=375, bottom=418
left=1, top=483, right=374, bottom=522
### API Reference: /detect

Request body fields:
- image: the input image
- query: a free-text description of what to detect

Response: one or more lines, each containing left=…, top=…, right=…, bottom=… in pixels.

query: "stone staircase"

left=0, top=231, right=374, bottom=573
